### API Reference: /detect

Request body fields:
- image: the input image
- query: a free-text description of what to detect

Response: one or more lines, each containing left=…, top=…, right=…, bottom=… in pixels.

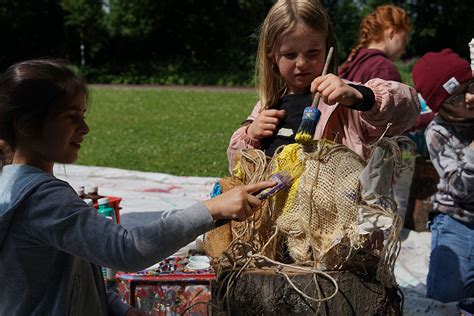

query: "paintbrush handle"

left=311, top=46, right=334, bottom=109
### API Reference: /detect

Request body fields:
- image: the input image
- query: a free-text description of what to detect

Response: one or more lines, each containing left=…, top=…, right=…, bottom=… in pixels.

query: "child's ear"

left=14, top=118, right=40, bottom=140
left=387, top=27, right=396, bottom=39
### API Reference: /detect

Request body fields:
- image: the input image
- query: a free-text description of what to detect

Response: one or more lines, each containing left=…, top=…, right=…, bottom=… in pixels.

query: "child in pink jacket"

left=226, top=0, right=420, bottom=173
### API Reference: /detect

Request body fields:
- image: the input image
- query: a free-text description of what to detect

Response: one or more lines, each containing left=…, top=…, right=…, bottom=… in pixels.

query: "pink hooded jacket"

left=227, top=78, right=420, bottom=172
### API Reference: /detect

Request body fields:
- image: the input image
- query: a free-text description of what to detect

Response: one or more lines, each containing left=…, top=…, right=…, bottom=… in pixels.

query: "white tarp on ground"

left=54, top=164, right=459, bottom=315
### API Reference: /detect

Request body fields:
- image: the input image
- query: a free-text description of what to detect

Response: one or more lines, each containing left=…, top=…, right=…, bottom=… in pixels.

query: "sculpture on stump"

left=204, top=137, right=414, bottom=315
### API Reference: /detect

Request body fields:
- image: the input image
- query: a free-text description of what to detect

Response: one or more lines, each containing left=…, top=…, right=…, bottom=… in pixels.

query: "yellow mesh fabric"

left=270, top=144, right=304, bottom=216
left=273, top=140, right=367, bottom=267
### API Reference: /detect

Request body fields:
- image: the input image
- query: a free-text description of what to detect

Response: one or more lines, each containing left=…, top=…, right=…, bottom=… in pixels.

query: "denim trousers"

left=427, top=213, right=474, bottom=302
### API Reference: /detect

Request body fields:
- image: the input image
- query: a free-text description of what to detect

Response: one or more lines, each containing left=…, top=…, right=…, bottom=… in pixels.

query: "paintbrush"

left=295, top=46, right=334, bottom=144
left=254, top=170, right=294, bottom=199
left=214, top=169, right=298, bottom=227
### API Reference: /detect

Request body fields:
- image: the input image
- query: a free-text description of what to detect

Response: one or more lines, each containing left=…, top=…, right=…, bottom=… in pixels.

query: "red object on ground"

left=116, top=270, right=215, bottom=314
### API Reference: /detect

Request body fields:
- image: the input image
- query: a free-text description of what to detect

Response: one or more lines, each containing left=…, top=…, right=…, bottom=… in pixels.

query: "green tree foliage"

left=107, top=0, right=158, bottom=38
left=322, top=0, right=361, bottom=64
left=0, top=0, right=473, bottom=83
left=0, top=0, right=66, bottom=69
left=406, top=0, right=474, bottom=59
left=60, top=0, right=107, bottom=61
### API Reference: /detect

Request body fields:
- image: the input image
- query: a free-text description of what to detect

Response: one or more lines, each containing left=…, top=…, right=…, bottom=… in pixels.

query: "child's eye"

left=283, top=53, right=297, bottom=59
left=447, top=94, right=465, bottom=108
left=307, top=50, right=320, bottom=57
left=67, top=114, right=86, bottom=121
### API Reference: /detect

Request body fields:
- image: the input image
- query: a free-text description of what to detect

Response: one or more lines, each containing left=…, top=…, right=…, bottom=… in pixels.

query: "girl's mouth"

left=295, top=72, right=311, bottom=77
left=70, top=142, right=81, bottom=149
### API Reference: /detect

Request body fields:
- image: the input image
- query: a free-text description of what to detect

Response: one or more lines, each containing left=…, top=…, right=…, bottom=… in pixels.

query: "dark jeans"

left=427, top=214, right=474, bottom=302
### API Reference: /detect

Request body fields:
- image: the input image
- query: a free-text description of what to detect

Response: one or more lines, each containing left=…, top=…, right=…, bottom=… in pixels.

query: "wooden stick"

left=311, top=46, right=334, bottom=108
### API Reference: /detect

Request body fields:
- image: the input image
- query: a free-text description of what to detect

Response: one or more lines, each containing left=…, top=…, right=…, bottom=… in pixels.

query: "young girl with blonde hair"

left=339, top=4, right=411, bottom=83
left=227, top=0, right=419, bottom=171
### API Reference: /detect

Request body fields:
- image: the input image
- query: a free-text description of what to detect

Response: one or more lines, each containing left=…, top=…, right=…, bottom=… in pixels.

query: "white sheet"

left=54, top=164, right=460, bottom=315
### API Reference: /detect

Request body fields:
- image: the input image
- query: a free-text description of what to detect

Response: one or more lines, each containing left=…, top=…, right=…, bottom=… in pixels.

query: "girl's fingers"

left=328, top=87, right=348, bottom=105
left=261, top=116, right=279, bottom=125
left=311, top=74, right=336, bottom=93
left=263, top=123, right=279, bottom=130
left=244, top=180, right=276, bottom=194
left=315, top=78, right=332, bottom=94
left=244, top=202, right=254, bottom=218
left=310, top=75, right=326, bottom=92
left=263, top=109, right=286, bottom=119
left=247, top=194, right=262, bottom=207
left=321, top=85, right=338, bottom=102
left=275, top=109, right=286, bottom=119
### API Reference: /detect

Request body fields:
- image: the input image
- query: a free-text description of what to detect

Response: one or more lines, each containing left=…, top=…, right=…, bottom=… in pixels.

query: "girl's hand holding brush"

left=247, top=109, right=286, bottom=140
left=310, top=74, right=363, bottom=106
left=204, top=181, right=276, bottom=221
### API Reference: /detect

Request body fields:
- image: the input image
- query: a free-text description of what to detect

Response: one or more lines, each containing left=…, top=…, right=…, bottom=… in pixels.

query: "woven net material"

left=203, top=177, right=242, bottom=259
left=205, top=137, right=410, bottom=290
left=204, top=150, right=275, bottom=260
left=274, top=140, right=367, bottom=268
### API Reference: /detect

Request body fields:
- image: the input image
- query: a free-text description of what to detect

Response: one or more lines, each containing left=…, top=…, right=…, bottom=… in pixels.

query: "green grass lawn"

left=77, top=87, right=258, bottom=177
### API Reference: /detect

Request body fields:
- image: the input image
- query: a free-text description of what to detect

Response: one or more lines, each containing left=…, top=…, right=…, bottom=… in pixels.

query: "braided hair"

left=339, top=5, right=411, bottom=75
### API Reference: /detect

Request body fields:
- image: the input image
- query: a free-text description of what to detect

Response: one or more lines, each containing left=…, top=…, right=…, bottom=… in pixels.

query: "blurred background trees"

left=0, top=0, right=472, bottom=85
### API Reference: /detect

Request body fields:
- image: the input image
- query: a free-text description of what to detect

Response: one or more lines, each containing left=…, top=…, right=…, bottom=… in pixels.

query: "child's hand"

left=204, top=181, right=276, bottom=221
left=311, top=74, right=363, bottom=106
left=247, top=109, right=286, bottom=140
left=470, top=140, right=474, bottom=149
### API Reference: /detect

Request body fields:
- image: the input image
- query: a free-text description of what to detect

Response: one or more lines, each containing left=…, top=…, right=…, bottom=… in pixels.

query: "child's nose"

left=80, top=119, right=90, bottom=135
left=295, top=55, right=308, bottom=68
left=466, top=92, right=474, bottom=109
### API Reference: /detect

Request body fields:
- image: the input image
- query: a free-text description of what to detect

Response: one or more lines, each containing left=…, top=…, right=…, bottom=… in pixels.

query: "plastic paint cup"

left=188, top=255, right=210, bottom=264
left=186, top=261, right=210, bottom=271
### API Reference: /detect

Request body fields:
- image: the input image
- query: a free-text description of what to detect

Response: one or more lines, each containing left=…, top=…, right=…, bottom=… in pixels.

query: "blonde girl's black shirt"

left=261, top=92, right=312, bottom=157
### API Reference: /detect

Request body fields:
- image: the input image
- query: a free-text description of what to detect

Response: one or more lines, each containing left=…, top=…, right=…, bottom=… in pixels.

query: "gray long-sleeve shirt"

left=0, top=164, right=215, bottom=315
left=425, top=116, right=474, bottom=223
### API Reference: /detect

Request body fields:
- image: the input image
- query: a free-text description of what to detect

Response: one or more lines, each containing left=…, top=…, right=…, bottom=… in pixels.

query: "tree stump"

left=212, top=268, right=401, bottom=315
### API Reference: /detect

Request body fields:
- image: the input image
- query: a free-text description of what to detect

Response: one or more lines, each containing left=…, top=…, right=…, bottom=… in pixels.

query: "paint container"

left=458, top=298, right=474, bottom=316
left=189, top=255, right=210, bottom=264
left=186, top=261, right=210, bottom=271
left=97, top=197, right=115, bottom=222
left=97, top=197, right=117, bottom=282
